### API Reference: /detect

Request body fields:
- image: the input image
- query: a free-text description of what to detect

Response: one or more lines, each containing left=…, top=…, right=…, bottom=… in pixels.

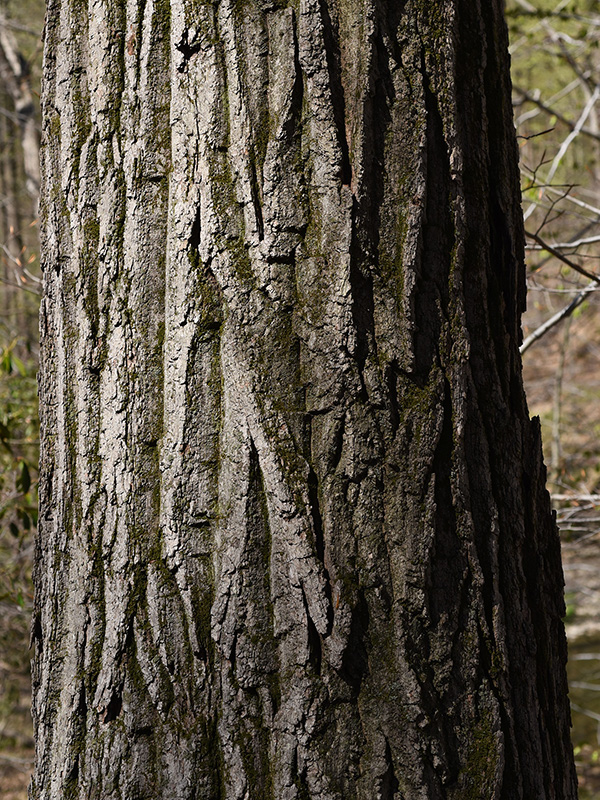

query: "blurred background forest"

left=0, top=0, right=43, bottom=797
left=2, top=0, right=600, bottom=797
left=508, top=1, right=600, bottom=794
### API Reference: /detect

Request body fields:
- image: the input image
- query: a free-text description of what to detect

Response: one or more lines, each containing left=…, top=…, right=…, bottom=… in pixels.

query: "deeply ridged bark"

left=33, top=1, right=577, bottom=798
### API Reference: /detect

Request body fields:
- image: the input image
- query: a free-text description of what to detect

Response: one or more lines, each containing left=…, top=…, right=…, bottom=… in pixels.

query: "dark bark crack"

left=349, top=199, right=376, bottom=375
left=307, top=465, right=334, bottom=635
left=101, top=689, right=123, bottom=723
left=306, top=598, right=323, bottom=676
left=381, top=736, right=401, bottom=800
left=175, top=29, right=203, bottom=73
left=415, top=53, right=454, bottom=378
left=339, top=589, right=369, bottom=693
left=316, top=0, right=352, bottom=185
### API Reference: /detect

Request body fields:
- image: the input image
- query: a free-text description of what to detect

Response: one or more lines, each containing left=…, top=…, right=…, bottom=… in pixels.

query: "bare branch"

left=526, top=233, right=600, bottom=251
left=543, top=182, right=600, bottom=218
left=520, top=283, right=595, bottom=354
left=513, top=85, right=600, bottom=142
left=524, top=86, right=600, bottom=221
left=525, top=228, right=600, bottom=283
left=507, top=0, right=600, bottom=24
left=0, top=18, right=41, bottom=37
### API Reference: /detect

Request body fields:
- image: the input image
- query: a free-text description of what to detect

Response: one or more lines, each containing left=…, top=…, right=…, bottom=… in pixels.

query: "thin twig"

left=552, top=494, right=600, bottom=502
left=571, top=682, right=600, bottom=692
left=0, top=753, right=35, bottom=773
left=524, top=229, right=600, bottom=284
left=526, top=233, right=600, bottom=250
left=520, top=285, right=593, bottom=354
left=507, top=0, right=599, bottom=23
left=524, top=86, right=600, bottom=222
left=570, top=654, right=600, bottom=661
left=544, top=183, right=600, bottom=217
left=513, top=85, right=600, bottom=143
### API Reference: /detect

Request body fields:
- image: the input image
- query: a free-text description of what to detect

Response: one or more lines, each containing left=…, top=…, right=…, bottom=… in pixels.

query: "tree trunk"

left=0, top=99, right=21, bottom=336
left=0, top=10, right=40, bottom=201
left=0, top=11, right=40, bottom=348
left=33, top=1, right=577, bottom=798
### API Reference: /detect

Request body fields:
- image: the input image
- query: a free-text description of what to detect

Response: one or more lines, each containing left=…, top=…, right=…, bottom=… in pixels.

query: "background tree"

left=0, top=2, right=41, bottom=349
left=32, top=1, right=577, bottom=799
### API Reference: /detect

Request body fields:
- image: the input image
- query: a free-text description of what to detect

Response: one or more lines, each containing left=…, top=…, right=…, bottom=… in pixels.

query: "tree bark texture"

left=34, top=1, right=577, bottom=798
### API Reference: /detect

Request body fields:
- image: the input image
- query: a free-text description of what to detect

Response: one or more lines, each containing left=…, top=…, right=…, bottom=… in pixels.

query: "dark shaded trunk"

left=33, top=1, right=577, bottom=798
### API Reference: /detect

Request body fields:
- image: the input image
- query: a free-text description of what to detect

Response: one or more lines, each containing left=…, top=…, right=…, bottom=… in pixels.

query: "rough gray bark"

left=33, top=1, right=577, bottom=799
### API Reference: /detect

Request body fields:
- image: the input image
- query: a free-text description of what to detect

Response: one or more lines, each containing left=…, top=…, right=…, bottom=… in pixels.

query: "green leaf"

left=11, top=355, right=26, bottom=377
left=1, top=349, right=12, bottom=374
left=0, top=420, right=13, bottom=452
left=16, top=461, right=31, bottom=494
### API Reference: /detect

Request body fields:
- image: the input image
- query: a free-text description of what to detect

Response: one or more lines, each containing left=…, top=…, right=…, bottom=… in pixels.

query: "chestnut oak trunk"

left=33, top=1, right=577, bottom=798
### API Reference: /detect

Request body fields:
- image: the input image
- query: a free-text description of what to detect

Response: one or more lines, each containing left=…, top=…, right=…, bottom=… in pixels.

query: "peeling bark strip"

left=34, top=1, right=576, bottom=799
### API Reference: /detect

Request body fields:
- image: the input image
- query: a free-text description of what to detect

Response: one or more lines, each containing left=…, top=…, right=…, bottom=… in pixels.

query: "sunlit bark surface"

left=33, top=1, right=577, bottom=798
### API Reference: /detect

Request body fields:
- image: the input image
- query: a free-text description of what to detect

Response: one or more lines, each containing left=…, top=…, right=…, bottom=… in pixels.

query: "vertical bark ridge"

left=35, top=0, right=176, bottom=796
left=35, top=0, right=577, bottom=798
